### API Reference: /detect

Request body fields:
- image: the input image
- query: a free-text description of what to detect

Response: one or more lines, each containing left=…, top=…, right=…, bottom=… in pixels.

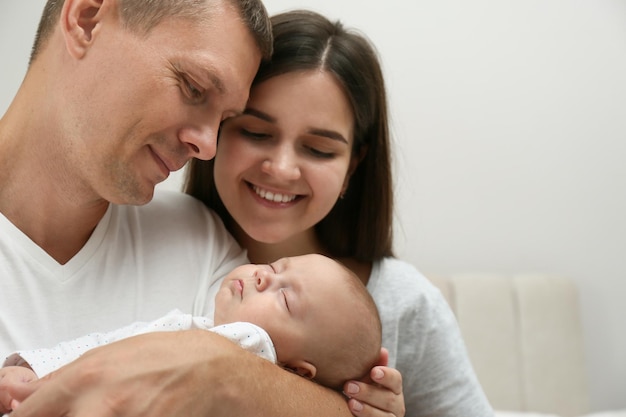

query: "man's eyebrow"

left=173, top=61, right=226, bottom=95
left=204, top=69, right=226, bottom=95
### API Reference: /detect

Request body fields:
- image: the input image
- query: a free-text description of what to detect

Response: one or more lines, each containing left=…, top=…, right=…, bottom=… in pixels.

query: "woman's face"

left=215, top=70, right=356, bottom=244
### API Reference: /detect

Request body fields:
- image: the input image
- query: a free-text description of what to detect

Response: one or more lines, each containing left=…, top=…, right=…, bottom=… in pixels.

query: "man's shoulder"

left=112, top=190, right=226, bottom=236
left=125, top=190, right=211, bottom=218
left=144, top=189, right=208, bottom=214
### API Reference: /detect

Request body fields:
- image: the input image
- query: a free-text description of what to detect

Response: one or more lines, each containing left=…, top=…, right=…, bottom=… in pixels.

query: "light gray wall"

left=2, top=1, right=625, bottom=412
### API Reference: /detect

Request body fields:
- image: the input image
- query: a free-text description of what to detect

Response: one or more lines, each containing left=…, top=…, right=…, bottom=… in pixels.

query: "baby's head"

left=215, top=253, right=382, bottom=390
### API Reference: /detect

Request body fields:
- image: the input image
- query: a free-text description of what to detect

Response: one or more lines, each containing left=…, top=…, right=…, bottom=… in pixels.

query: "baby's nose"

left=254, top=270, right=272, bottom=291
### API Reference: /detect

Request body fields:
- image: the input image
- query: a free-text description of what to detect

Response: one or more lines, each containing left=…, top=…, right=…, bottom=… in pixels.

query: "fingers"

left=374, top=348, right=389, bottom=368
left=369, top=366, right=402, bottom=394
left=0, top=371, right=13, bottom=412
left=348, top=397, right=395, bottom=417
left=0, top=366, right=38, bottom=413
left=9, top=373, right=75, bottom=417
left=343, top=367, right=405, bottom=417
left=0, top=387, right=17, bottom=414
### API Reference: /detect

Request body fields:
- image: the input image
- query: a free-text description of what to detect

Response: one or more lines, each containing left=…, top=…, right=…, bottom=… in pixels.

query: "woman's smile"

left=251, top=184, right=298, bottom=203
left=247, top=182, right=301, bottom=205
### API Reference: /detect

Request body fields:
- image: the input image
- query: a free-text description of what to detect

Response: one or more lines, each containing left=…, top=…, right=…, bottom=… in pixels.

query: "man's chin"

left=109, top=185, right=156, bottom=206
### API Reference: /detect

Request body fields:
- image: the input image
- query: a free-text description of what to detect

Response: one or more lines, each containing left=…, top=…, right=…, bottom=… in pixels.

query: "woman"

left=186, top=9, right=493, bottom=417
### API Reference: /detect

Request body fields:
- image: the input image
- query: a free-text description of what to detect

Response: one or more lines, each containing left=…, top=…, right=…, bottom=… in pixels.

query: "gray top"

left=367, top=257, right=493, bottom=417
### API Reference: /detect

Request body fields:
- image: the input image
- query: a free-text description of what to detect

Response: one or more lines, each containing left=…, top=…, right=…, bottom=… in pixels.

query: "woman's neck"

left=232, top=225, right=325, bottom=264
left=230, top=223, right=373, bottom=285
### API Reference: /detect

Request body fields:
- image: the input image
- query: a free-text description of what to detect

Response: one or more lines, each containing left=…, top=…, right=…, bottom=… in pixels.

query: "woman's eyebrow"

left=244, top=108, right=348, bottom=144
left=243, top=107, right=275, bottom=123
left=307, top=128, right=348, bottom=144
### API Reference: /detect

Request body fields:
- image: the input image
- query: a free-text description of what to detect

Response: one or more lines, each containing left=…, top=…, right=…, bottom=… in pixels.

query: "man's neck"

left=0, top=178, right=109, bottom=265
left=0, top=105, right=109, bottom=265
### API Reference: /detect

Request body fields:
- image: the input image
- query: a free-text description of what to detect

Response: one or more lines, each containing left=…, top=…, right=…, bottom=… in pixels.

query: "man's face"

left=63, top=2, right=261, bottom=205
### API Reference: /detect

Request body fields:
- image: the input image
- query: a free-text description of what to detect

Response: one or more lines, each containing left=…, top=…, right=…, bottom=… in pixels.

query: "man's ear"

left=61, top=0, right=107, bottom=59
left=285, top=360, right=317, bottom=380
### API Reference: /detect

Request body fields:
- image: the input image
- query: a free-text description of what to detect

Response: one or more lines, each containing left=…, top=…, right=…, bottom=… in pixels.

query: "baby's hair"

left=313, top=260, right=382, bottom=390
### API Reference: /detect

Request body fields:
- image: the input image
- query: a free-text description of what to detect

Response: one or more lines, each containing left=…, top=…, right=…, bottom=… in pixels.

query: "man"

left=0, top=0, right=387, bottom=416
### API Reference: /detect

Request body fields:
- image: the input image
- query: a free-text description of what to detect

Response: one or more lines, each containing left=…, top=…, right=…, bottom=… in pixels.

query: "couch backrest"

left=428, top=273, right=589, bottom=417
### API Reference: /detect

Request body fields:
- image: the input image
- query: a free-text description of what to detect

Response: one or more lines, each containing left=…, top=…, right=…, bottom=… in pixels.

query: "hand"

left=8, top=330, right=242, bottom=417
left=8, top=329, right=358, bottom=417
left=0, top=365, right=38, bottom=413
left=343, top=348, right=405, bottom=417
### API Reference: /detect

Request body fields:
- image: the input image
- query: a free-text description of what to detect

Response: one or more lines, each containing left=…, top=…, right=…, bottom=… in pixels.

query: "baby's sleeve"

left=209, top=322, right=277, bottom=364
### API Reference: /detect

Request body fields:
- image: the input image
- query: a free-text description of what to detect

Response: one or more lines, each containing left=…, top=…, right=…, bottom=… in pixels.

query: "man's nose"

left=179, top=119, right=219, bottom=161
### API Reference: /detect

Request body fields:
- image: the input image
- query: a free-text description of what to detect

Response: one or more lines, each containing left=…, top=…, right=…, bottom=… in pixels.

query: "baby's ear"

left=285, top=360, right=316, bottom=379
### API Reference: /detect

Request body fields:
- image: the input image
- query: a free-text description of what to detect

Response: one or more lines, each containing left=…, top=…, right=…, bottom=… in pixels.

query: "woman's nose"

left=261, top=149, right=301, bottom=181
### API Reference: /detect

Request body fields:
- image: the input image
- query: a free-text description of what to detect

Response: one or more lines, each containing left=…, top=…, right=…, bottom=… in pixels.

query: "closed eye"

left=184, top=76, right=205, bottom=102
left=169, top=62, right=207, bottom=105
left=280, top=288, right=290, bottom=312
left=241, top=128, right=270, bottom=140
left=305, top=146, right=335, bottom=159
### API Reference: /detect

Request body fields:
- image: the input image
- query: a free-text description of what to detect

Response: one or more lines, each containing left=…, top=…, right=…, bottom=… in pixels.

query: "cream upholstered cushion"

left=494, top=412, right=626, bottom=417
left=495, top=412, right=560, bottom=417
left=428, top=273, right=588, bottom=417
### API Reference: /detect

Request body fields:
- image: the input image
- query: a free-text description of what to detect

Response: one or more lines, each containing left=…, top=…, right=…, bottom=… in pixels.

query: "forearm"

left=7, top=330, right=354, bottom=417
left=206, top=344, right=351, bottom=416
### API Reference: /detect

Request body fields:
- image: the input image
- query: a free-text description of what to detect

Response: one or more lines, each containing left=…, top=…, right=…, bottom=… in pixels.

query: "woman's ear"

left=341, top=145, right=368, bottom=196
left=285, top=360, right=317, bottom=380
left=61, top=0, right=107, bottom=59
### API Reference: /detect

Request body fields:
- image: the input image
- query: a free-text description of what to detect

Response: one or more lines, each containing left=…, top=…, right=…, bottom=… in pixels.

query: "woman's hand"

left=343, top=348, right=405, bottom=417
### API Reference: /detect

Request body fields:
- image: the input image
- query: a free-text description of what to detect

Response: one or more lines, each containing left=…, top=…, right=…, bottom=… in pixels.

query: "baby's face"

left=214, top=254, right=356, bottom=369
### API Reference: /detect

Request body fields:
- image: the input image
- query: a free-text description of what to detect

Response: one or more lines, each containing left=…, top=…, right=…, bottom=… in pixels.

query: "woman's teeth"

left=253, top=185, right=297, bottom=203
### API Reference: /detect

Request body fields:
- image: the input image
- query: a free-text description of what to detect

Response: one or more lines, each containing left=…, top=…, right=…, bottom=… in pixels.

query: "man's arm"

left=8, top=330, right=353, bottom=417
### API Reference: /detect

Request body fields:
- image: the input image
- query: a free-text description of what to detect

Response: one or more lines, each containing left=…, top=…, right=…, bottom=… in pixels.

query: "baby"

left=0, top=254, right=381, bottom=412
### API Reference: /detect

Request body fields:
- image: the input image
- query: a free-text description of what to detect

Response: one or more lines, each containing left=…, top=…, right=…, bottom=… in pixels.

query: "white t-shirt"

left=0, top=190, right=248, bottom=359
left=4, top=310, right=276, bottom=377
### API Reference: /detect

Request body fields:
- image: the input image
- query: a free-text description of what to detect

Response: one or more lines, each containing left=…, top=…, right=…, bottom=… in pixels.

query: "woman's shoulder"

left=369, top=257, right=438, bottom=296
left=368, top=257, right=453, bottom=318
